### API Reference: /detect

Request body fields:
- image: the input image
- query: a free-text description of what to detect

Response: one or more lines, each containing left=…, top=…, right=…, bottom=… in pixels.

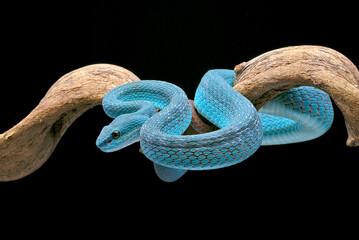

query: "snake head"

left=96, top=114, right=149, bottom=152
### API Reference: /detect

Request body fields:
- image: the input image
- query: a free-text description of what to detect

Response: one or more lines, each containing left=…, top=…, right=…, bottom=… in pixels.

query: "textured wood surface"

left=0, top=64, right=140, bottom=181
left=1, top=46, right=358, bottom=181
left=233, top=46, right=359, bottom=147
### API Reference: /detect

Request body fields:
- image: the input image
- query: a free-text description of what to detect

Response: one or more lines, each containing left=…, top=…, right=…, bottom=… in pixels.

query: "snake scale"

left=96, top=69, right=334, bottom=182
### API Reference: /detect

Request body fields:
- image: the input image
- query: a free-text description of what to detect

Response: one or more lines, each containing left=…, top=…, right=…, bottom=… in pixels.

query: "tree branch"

left=1, top=45, right=358, bottom=181
left=233, top=45, right=359, bottom=147
left=0, top=64, right=140, bottom=181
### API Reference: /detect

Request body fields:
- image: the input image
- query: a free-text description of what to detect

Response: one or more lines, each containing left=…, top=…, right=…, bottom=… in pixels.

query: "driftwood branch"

left=0, top=64, right=140, bottom=181
left=0, top=45, right=358, bottom=181
left=233, top=46, right=359, bottom=147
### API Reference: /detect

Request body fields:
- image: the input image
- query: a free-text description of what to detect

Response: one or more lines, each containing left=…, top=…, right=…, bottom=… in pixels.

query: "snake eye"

left=112, top=130, right=120, bottom=139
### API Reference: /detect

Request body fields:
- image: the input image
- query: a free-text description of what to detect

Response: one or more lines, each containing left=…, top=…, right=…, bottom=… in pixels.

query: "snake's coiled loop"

left=97, top=69, right=334, bottom=182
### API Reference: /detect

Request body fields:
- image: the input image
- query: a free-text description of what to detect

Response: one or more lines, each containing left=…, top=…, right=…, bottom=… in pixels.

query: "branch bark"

left=0, top=64, right=140, bottom=181
left=233, top=45, right=359, bottom=147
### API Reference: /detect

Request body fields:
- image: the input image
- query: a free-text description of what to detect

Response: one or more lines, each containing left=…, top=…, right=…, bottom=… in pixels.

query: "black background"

left=1, top=0, right=358, bottom=223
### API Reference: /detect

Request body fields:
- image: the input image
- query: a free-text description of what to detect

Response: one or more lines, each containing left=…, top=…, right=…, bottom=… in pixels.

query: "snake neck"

left=140, top=81, right=192, bottom=137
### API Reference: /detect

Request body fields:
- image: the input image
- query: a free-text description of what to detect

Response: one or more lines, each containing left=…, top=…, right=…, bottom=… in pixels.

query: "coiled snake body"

left=96, top=69, right=334, bottom=182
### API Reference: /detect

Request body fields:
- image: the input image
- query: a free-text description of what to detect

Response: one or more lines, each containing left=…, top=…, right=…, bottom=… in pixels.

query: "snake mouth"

left=96, top=139, right=118, bottom=152
left=96, top=137, right=114, bottom=152
left=98, top=140, right=135, bottom=153
left=99, top=146, right=117, bottom=153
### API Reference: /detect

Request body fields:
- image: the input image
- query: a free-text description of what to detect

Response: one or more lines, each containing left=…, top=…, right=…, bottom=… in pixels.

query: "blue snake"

left=96, top=69, right=334, bottom=182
